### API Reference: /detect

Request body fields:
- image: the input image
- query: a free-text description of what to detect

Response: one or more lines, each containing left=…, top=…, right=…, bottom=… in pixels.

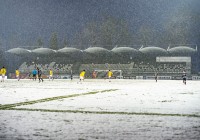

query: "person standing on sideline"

left=155, top=72, right=158, bottom=82
left=15, top=69, right=20, bottom=81
left=107, top=70, right=113, bottom=82
left=1, top=66, right=7, bottom=82
left=70, top=70, right=73, bottom=80
left=182, top=70, right=187, bottom=85
left=92, top=70, right=97, bottom=78
left=37, top=67, right=43, bottom=83
left=70, top=73, right=73, bottom=80
left=49, top=69, right=53, bottom=81
left=79, top=70, right=86, bottom=83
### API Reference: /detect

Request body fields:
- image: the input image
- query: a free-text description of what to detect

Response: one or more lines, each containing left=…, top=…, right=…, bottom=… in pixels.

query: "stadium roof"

left=139, top=46, right=167, bottom=56
left=6, top=48, right=31, bottom=56
left=84, top=47, right=110, bottom=54
left=6, top=45, right=197, bottom=59
left=32, top=48, right=56, bottom=55
left=168, top=46, right=196, bottom=56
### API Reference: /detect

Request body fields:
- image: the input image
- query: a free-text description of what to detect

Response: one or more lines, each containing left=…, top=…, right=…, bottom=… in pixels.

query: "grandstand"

left=18, top=62, right=73, bottom=74
left=6, top=45, right=199, bottom=79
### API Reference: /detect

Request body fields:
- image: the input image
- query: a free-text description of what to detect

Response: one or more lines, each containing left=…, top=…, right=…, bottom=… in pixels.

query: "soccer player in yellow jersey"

left=15, top=69, right=20, bottom=81
left=1, top=66, right=7, bottom=82
left=0, top=68, right=1, bottom=81
left=49, top=69, right=53, bottom=81
left=108, top=70, right=113, bottom=82
left=79, top=70, right=86, bottom=82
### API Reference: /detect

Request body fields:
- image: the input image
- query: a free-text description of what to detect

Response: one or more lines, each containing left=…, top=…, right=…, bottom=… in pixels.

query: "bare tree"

left=99, top=16, right=132, bottom=49
left=37, top=38, right=44, bottom=47
left=73, top=16, right=132, bottom=50
left=163, top=8, right=194, bottom=45
left=62, top=38, right=69, bottom=48
left=50, top=32, right=58, bottom=50
left=137, top=24, right=155, bottom=47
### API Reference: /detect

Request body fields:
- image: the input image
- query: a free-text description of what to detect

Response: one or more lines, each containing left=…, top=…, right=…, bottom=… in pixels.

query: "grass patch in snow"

left=0, top=89, right=117, bottom=110
left=6, top=108, right=200, bottom=118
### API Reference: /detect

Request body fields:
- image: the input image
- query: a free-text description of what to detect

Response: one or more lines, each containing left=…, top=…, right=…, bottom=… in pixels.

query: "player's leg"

left=79, top=76, right=83, bottom=83
left=2, top=75, right=5, bottom=82
left=41, top=75, right=43, bottom=82
left=183, top=78, right=186, bottom=85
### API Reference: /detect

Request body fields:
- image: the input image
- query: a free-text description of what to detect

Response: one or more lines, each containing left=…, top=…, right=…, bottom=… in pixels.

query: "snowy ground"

left=0, top=79, right=200, bottom=139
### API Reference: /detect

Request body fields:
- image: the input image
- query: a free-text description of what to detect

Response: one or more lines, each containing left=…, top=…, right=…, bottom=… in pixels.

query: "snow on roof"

left=112, top=47, right=139, bottom=54
left=6, top=48, right=31, bottom=56
left=84, top=47, right=110, bottom=54
left=139, top=46, right=167, bottom=56
left=32, top=48, right=56, bottom=55
left=57, top=47, right=81, bottom=54
left=168, top=46, right=196, bottom=56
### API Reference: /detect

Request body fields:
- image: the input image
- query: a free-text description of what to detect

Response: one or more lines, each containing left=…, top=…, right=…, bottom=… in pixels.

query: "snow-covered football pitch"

left=0, top=79, right=200, bottom=140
